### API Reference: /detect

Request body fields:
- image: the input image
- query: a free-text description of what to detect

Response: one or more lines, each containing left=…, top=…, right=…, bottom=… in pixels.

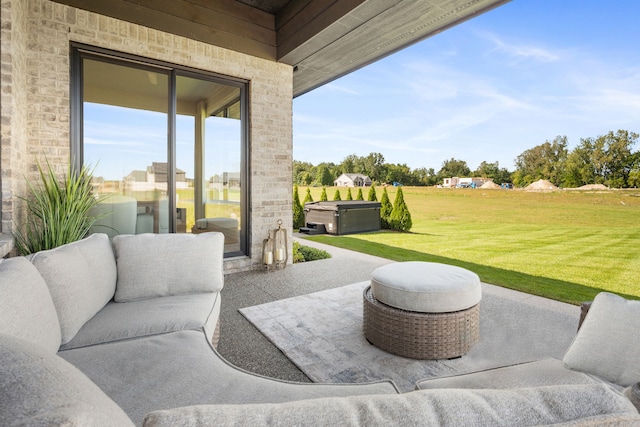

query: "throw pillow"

left=113, top=233, right=224, bottom=302
left=0, top=333, right=134, bottom=426
left=30, top=233, right=117, bottom=344
left=563, top=292, right=640, bottom=386
left=0, top=257, right=61, bottom=353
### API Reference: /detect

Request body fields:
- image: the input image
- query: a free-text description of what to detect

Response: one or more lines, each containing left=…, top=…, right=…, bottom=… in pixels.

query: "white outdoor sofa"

left=1, top=232, right=638, bottom=426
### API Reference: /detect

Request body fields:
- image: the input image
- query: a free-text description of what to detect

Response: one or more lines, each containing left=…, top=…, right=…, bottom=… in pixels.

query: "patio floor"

left=217, top=235, right=580, bottom=383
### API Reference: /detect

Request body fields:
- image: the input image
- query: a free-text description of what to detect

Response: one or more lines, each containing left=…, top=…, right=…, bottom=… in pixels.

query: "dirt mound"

left=525, top=179, right=557, bottom=191
left=578, top=184, right=609, bottom=190
left=480, top=180, right=501, bottom=189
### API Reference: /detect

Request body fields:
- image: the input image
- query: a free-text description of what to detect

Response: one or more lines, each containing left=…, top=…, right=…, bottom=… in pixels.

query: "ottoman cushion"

left=371, top=262, right=481, bottom=313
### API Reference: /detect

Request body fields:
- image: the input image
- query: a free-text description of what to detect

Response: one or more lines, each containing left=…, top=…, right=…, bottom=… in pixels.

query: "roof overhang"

left=53, top=0, right=510, bottom=97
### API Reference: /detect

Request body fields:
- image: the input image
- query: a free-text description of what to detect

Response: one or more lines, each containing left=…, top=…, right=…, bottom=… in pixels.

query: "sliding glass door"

left=73, top=45, right=248, bottom=256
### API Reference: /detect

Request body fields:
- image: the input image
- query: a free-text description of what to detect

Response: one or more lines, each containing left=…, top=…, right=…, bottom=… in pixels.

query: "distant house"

left=334, top=173, right=372, bottom=187
left=124, top=162, right=188, bottom=191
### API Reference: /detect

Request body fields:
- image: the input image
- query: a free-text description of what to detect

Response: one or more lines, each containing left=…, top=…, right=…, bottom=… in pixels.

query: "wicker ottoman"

left=363, top=262, right=481, bottom=360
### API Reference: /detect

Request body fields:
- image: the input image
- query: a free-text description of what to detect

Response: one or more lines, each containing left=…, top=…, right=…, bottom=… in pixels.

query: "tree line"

left=294, top=129, right=639, bottom=188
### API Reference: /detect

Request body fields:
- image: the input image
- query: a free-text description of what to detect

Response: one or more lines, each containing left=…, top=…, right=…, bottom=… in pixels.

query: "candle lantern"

left=273, top=219, right=288, bottom=270
left=262, top=233, right=275, bottom=272
left=262, top=219, right=287, bottom=272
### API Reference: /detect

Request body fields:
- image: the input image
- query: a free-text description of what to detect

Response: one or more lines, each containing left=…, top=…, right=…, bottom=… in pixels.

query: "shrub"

left=356, top=188, right=364, bottom=200
left=367, top=186, right=377, bottom=201
left=333, top=189, right=341, bottom=201
left=303, top=187, right=313, bottom=204
left=293, top=185, right=304, bottom=229
left=380, top=187, right=393, bottom=229
left=293, top=241, right=331, bottom=263
left=346, top=188, right=353, bottom=200
left=320, top=187, right=328, bottom=201
left=13, top=159, right=105, bottom=255
left=389, top=186, right=412, bottom=232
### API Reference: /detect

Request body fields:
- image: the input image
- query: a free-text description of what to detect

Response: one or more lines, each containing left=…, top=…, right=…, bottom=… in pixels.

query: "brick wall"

left=1, top=0, right=294, bottom=271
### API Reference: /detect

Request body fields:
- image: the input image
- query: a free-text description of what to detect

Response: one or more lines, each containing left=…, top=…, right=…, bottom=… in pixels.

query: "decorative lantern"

left=273, top=219, right=288, bottom=270
left=262, top=219, right=288, bottom=272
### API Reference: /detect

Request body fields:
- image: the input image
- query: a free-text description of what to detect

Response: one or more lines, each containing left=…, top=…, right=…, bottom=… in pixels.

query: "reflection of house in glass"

left=124, top=162, right=189, bottom=192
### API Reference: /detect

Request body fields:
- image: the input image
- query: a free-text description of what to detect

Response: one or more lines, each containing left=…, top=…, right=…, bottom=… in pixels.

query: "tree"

left=367, top=186, right=377, bottom=201
left=389, top=187, right=412, bottom=232
left=319, top=187, right=328, bottom=201
left=292, top=185, right=304, bottom=229
left=597, top=130, right=638, bottom=187
left=303, top=187, right=313, bottom=205
left=380, top=187, right=392, bottom=229
left=474, top=161, right=512, bottom=185
left=346, top=188, right=353, bottom=200
left=333, top=189, right=341, bottom=201
left=356, top=188, right=364, bottom=200
left=314, top=164, right=334, bottom=187
left=436, top=158, right=471, bottom=184
left=513, top=136, right=568, bottom=187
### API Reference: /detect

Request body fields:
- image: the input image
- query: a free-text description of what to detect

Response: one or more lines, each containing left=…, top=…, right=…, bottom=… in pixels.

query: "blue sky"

left=292, top=1, right=640, bottom=172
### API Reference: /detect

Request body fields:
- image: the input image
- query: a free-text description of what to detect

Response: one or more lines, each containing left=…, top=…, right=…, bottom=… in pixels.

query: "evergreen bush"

left=356, top=188, right=364, bottom=200
left=320, top=187, right=328, bottom=201
left=292, top=185, right=304, bottom=229
left=292, top=241, right=331, bottom=263
left=380, top=187, right=393, bottom=229
left=333, top=189, right=341, bottom=201
left=346, top=188, right=353, bottom=200
left=389, top=186, right=412, bottom=232
left=303, top=187, right=313, bottom=204
left=367, top=186, right=377, bottom=201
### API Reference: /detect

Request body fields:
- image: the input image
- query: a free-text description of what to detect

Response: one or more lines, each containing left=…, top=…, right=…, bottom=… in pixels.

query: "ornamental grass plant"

left=13, top=159, right=105, bottom=255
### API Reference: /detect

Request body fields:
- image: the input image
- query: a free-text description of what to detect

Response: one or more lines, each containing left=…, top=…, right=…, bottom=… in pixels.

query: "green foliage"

left=356, top=188, right=364, bottom=200
left=333, top=189, right=341, bottom=201
left=380, top=187, right=392, bottom=229
left=13, top=159, right=105, bottom=255
left=292, top=241, right=331, bottom=263
left=514, top=136, right=568, bottom=187
left=319, top=187, right=328, bottom=201
left=367, top=186, right=377, bottom=201
left=436, top=158, right=471, bottom=184
left=292, top=185, right=304, bottom=229
left=346, top=188, right=353, bottom=200
left=388, top=186, right=412, bottom=231
left=303, top=187, right=313, bottom=204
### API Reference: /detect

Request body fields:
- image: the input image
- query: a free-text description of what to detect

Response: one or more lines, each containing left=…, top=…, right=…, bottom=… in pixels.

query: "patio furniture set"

left=1, top=232, right=639, bottom=425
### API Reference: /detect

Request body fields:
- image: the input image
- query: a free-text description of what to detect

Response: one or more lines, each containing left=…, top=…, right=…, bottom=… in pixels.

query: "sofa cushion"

left=113, top=233, right=224, bottom=302
left=416, top=358, right=600, bottom=390
left=30, top=233, right=117, bottom=345
left=0, top=333, right=134, bottom=426
left=0, top=257, right=61, bottom=353
left=563, top=292, right=640, bottom=387
left=59, top=330, right=398, bottom=425
left=60, top=293, right=220, bottom=350
left=142, top=383, right=640, bottom=427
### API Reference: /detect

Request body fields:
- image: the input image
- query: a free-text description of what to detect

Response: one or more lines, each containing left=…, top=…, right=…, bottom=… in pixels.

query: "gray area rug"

left=240, top=282, right=579, bottom=392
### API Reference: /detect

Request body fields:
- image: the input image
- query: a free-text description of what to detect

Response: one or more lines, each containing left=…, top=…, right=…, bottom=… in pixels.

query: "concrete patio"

left=217, top=236, right=581, bottom=383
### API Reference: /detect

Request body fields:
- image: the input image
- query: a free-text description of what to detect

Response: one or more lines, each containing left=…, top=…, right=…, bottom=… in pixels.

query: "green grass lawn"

left=300, top=186, right=640, bottom=304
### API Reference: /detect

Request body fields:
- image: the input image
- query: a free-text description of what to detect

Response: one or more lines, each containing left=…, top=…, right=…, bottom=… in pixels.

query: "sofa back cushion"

left=113, top=233, right=224, bottom=302
left=142, top=383, right=640, bottom=427
left=0, top=257, right=61, bottom=353
left=30, top=233, right=117, bottom=345
left=563, top=292, right=640, bottom=387
left=0, top=333, right=134, bottom=426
